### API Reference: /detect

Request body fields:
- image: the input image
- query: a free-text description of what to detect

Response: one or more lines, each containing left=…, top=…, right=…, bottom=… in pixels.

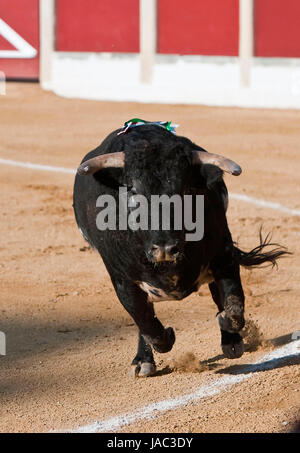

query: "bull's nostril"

left=147, top=244, right=165, bottom=262
left=147, top=244, right=180, bottom=262
left=149, top=245, right=159, bottom=253
left=148, top=244, right=162, bottom=258
left=168, top=246, right=179, bottom=256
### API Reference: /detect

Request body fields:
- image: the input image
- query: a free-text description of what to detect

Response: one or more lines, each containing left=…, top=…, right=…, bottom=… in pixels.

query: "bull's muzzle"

left=147, top=243, right=180, bottom=263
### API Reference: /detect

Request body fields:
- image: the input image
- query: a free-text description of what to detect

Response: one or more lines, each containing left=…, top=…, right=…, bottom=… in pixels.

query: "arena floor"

left=0, top=83, right=299, bottom=433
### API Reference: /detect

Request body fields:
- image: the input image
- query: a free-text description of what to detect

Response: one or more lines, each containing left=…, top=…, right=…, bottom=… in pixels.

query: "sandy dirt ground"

left=0, top=83, right=299, bottom=433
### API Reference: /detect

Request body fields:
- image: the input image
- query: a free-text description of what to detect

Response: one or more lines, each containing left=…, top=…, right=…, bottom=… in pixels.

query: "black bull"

left=73, top=124, right=288, bottom=377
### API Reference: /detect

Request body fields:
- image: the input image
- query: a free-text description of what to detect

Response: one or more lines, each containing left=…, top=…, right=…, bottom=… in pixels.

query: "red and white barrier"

left=0, top=0, right=39, bottom=78
left=1, top=0, right=300, bottom=108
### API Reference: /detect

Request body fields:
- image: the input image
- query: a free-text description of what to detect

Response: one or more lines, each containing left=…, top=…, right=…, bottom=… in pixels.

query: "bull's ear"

left=77, top=152, right=125, bottom=176
left=200, top=164, right=224, bottom=189
left=93, top=167, right=125, bottom=190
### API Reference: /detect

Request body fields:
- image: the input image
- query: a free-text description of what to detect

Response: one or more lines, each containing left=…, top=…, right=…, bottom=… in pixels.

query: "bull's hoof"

left=221, top=329, right=244, bottom=359
left=130, top=362, right=157, bottom=378
left=151, top=327, right=175, bottom=353
left=222, top=340, right=244, bottom=359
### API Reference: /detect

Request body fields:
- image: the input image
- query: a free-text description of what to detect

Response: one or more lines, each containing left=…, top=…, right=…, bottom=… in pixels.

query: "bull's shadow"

left=214, top=333, right=300, bottom=376
left=215, top=350, right=300, bottom=376
left=0, top=314, right=135, bottom=403
left=0, top=314, right=133, bottom=367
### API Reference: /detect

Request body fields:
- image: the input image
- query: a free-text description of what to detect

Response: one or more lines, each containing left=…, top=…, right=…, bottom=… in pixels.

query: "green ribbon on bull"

left=117, top=118, right=179, bottom=135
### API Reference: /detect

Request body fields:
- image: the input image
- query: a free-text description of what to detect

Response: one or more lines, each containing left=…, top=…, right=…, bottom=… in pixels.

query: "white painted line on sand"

left=67, top=340, right=299, bottom=433
left=0, top=158, right=75, bottom=175
left=0, top=157, right=300, bottom=216
left=230, top=193, right=300, bottom=217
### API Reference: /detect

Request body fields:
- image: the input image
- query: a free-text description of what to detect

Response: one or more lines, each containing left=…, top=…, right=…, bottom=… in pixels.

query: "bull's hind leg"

left=209, top=249, right=245, bottom=359
left=111, top=278, right=175, bottom=377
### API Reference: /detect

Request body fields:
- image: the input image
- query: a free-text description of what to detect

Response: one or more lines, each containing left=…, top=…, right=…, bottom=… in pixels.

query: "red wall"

left=56, top=0, right=139, bottom=52
left=0, top=0, right=39, bottom=79
left=2, top=0, right=300, bottom=81
left=255, top=0, right=300, bottom=57
left=55, top=0, right=300, bottom=58
left=56, top=0, right=240, bottom=56
left=157, top=0, right=239, bottom=56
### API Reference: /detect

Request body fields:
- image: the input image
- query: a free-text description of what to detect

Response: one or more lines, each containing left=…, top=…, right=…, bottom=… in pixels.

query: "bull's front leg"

left=131, top=332, right=156, bottom=377
left=210, top=247, right=245, bottom=359
left=111, top=278, right=175, bottom=376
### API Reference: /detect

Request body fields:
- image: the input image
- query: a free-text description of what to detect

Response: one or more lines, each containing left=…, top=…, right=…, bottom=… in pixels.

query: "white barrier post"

left=39, top=0, right=55, bottom=89
left=0, top=331, right=6, bottom=355
left=239, top=0, right=254, bottom=87
left=0, top=71, right=6, bottom=95
left=140, top=0, right=157, bottom=84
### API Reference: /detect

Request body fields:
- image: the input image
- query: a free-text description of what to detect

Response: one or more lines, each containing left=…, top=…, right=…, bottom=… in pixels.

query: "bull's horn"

left=77, top=152, right=125, bottom=175
left=192, top=150, right=242, bottom=176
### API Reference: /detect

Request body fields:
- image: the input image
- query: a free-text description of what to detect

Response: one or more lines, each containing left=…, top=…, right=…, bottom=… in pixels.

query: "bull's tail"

left=234, top=230, right=291, bottom=268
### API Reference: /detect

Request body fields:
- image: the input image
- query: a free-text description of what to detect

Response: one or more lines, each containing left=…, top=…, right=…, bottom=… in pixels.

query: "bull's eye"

left=127, top=186, right=137, bottom=194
